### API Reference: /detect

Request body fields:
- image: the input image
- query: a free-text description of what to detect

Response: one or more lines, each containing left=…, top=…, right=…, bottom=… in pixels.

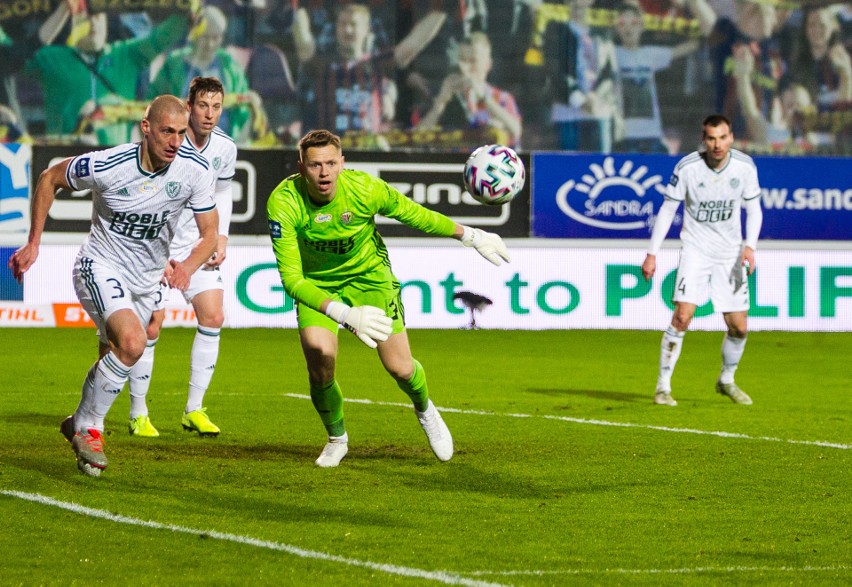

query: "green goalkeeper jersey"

left=267, top=169, right=457, bottom=311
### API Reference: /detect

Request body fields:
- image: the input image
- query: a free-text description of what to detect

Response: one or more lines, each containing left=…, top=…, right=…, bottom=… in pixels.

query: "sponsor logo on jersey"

left=268, top=220, right=282, bottom=238
left=555, top=157, right=664, bottom=230
left=340, top=211, right=352, bottom=225
left=166, top=182, right=182, bottom=199
left=695, top=199, right=735, bottom=222
left=117, top=187, right=129, bottom=197
left=304, top=236, right=355, bottom=255
left=109, top=210, right=171, bottom=240
left=669, top=174, right=679, bottom=187
left=75, top=157, right=91, bottom=177
left=314, top=213, right=332, bottom=223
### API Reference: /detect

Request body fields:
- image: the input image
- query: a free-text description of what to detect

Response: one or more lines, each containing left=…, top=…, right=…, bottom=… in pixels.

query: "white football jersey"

left=170, top=127, right=237, bottom=259
left=667, top=149, right=761, bottom=259
left=67, top=143, right=216, bottom=294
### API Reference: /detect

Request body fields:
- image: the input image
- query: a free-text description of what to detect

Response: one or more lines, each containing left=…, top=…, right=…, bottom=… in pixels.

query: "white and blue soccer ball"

left=463, top=144, right=526, bottom=206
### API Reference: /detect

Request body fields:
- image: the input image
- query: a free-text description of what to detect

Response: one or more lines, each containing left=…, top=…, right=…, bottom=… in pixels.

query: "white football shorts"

left=73, top=256, right=158, bottom=344
left=672, top=247, right=750, bottom=313
left=155, top=265, right=225, bottom=308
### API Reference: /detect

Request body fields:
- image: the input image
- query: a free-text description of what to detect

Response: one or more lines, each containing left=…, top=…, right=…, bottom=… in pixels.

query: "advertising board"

left=14, top=244, right=852, bottom=332
left=532, top=153, right=852, bottom=240
left=0, top=143, right=30, bottom=233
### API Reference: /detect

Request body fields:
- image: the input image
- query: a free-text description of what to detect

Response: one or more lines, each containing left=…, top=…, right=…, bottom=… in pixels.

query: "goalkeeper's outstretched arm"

left=455, top=224, right=511, bottom=266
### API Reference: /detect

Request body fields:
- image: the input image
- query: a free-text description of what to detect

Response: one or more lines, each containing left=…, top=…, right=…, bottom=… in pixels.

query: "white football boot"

left=415, top=400, right=453, bottom=461
left=315, top=433, right=349, bottom=467
left=716, top=380, right=753, bottom=405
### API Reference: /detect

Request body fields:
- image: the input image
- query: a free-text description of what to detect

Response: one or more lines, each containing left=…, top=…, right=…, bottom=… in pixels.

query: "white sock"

left=129, top=338, right=157, bottom=419
left=186, top=327, right=220, bottom=413
left=657, top=325, right=685, bottom=392
left=74, top=363, right=98, bottom=428
left=75, top=352, right=131, bottom=432
left=719, top=334, right=747, bottom=384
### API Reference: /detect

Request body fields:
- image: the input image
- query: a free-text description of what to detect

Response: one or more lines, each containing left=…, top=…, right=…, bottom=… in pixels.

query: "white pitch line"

left=460, top=565, right=851, bottom=577
left=8, top=493, right=845, bottom=585
left=0, top=490, right=507, bottom=587
left=283, top=394, right=852, bottom=450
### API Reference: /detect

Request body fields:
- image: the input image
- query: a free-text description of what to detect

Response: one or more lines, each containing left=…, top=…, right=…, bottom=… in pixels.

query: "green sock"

left=396, top=359, right=429, bottom=412
left=310, top=379, right=345, bottom=437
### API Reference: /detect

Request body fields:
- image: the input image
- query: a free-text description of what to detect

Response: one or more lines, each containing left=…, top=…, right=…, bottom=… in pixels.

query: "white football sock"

left=719, top=334, right=747, bottom=384
left=186, top=327, right=220, bottom=413
left=129, top=338, right=157, bottom=419
left=75, top=352, right=131, bottom=432
left=657, top=325, right=685, bottom=392
left=74, top=363, right=98, bottom=428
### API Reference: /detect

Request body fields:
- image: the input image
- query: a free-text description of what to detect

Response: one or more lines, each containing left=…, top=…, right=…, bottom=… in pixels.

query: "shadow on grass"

left=0, top=412, right=67, bottom=428
left=526, top=388, right=648, bottom=403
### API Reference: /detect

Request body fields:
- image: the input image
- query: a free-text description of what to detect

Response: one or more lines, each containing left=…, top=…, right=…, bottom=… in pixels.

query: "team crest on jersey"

left=340, top=211, right=353, bottom=225
left=166, top=182, right=182, bottom=199
left=75, top=157, right=91, bottom=177
left=315, top=213, right=332, bottom=223
left=730, top=178, right=740, bottom=188
left=212, top=157, right=221, bottom=170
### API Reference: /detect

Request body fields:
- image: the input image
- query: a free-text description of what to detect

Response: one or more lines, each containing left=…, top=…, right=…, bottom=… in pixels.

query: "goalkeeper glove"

left=325, top=301, right=393, bottom=349
left=460, top=226, right=510, bottom=266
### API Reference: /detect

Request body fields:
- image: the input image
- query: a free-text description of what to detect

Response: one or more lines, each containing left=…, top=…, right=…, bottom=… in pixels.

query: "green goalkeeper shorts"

left=297, top=270, right=406, bottom=335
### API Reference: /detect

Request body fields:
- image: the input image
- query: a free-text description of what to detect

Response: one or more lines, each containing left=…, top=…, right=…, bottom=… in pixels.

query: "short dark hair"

left=702, top=114, right=732, bottom=131
left=298, top=129, right=342, bottom=161
left=188, top=77, right=225, bottom=104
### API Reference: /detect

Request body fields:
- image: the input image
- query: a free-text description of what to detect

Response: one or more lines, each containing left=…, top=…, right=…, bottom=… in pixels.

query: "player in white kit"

left=642, top=114, right=763, bottom=407
left=8, top=95, right=218, bottom=476
left=127, top=77, right=236, bottom=437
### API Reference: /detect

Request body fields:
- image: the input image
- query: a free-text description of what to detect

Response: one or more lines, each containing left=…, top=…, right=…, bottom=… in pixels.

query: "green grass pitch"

left=1, top=328, right=850, bottom=586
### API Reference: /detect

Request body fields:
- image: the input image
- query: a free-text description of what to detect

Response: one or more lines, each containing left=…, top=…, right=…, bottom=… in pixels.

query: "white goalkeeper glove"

left=325, top=301, right=393, bottom=349
left=460, top=226, right=511, bottom=266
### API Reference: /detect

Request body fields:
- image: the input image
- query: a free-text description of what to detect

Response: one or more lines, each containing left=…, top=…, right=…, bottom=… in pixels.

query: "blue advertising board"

left=532, top=152, right=852, bottom=240
left=0, top=143, right=30, bottom=233
left=1, top=247, right=23, bottom=300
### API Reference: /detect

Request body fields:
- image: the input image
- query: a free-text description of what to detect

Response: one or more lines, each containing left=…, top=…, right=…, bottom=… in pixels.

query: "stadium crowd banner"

left=24, top=146, right=531, bottom=238
left=532, top=153, right=852, bottom=240
left=15, top=244, right=852, bottom=332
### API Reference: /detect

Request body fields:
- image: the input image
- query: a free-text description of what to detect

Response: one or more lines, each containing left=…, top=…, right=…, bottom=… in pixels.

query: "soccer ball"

left=463, top=144, right=526, bottom=206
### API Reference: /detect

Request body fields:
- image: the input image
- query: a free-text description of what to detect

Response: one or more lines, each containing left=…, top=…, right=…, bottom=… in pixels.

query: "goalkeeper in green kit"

left=267, top=130, right=510, bottom=467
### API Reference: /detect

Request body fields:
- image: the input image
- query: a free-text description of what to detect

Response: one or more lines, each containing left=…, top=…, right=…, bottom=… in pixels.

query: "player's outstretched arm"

left=8, top=159, right=71, bottom=282
left=324, top=301, right=393, bottom=349
left=457, top=225, right=510, bottom=266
